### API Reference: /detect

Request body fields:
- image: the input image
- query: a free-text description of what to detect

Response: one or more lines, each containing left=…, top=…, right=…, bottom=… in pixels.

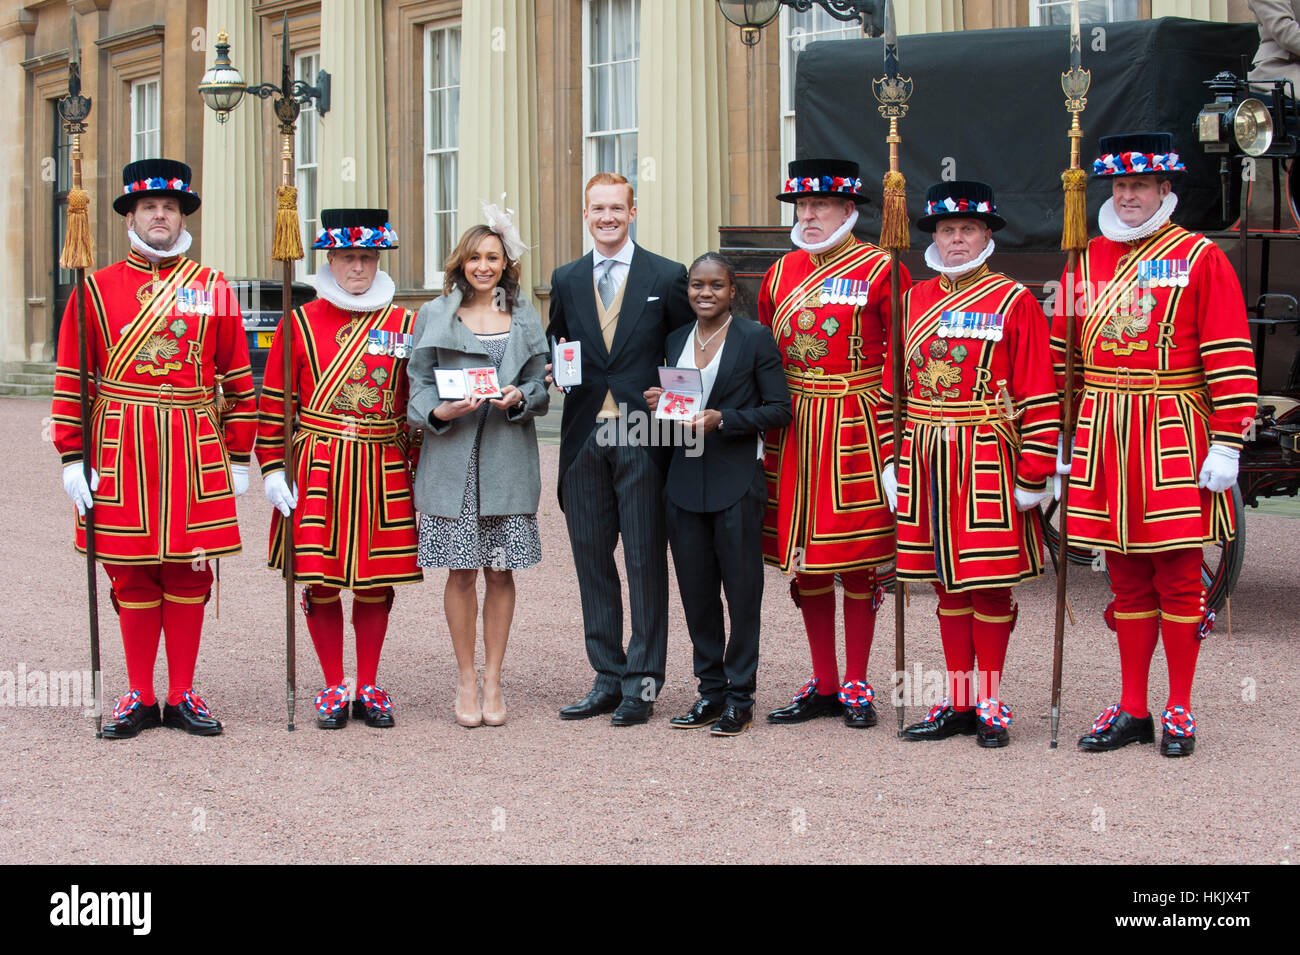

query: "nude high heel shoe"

left=482, top=679, right=506, bottom=726
left=455, top=678, right=482, bottom=728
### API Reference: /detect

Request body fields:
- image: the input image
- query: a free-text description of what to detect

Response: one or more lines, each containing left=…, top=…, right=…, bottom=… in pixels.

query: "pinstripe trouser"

left=561, top=430, right=668, bottom=700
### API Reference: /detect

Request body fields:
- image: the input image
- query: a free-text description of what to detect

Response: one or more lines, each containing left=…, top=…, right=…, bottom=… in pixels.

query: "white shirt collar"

left=593, top=239, right=635, bottom=269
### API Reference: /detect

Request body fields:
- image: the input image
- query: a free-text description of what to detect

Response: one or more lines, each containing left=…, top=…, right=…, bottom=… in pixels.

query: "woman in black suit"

left=644, top=253, right=793, bottom=736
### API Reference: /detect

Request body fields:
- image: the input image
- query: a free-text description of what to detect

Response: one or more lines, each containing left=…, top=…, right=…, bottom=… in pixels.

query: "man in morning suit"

left=546, top=172, right=692, bottom=725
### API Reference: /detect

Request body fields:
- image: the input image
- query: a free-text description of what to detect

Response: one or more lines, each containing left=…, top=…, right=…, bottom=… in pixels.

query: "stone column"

left=319, top=0, right=388, bottom=207
left=201, top=0, right=264, bottom=277
left=0, top=9, right=33, bottom=363
left=456, top=0, right=541, bottom=298
left=636, top=0, right=728, bottom=266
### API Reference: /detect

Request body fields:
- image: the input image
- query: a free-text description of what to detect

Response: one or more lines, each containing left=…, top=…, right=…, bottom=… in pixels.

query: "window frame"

left=128, top=76, right=161, bottom=162
left=581, top=0, right=640, bottom=249
left=423, top=21, right=462, bottom=289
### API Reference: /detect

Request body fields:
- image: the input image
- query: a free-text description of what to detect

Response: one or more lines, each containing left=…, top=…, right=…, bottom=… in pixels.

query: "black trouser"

left=664, top=467, right=766, bottom=708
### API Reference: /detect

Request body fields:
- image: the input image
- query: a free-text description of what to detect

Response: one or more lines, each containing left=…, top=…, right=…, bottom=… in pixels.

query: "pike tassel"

left=880, top=170, right=910, bottom=252
left=272, top=185, right=304, bottom=262
left=1061, top=167, right=1088, bottom=253
left=59, top=187, right=94, bottom=270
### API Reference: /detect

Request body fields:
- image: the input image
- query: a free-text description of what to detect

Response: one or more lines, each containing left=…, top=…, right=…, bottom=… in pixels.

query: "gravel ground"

left=0, top=396, right=1294, bottom=864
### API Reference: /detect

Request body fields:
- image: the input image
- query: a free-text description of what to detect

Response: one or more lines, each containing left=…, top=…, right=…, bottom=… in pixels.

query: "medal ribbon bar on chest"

left=937, top=310, right=1005, bottom=341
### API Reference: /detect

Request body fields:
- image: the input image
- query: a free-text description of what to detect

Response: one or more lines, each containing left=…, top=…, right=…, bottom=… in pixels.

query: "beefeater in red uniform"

left=52, top=158, right=256, bottom=739
left=757, top=158, right=910, bottom=729
left=256, top=208, right=421, bottom=731
left=879, top=181, right=1060, bottom=748
left=1052, top=133, right=1258, bottom=757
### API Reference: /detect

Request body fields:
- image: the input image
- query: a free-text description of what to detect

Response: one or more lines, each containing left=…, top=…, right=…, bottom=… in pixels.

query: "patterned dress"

left=417, top=331, right=542, bottom=570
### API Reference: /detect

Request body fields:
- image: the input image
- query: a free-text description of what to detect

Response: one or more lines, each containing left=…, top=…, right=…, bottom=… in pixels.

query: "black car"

left=227, top=278, right=317, bottom=390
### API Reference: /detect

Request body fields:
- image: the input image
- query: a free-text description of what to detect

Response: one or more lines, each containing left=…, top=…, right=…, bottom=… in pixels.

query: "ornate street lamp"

left=717, top=0, right=881, bottom=44
left=197, top=12, right=331, bottom=731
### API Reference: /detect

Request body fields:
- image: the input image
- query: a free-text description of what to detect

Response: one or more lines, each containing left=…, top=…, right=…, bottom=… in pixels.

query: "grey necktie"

left=597, top=259, right=617, bottom=309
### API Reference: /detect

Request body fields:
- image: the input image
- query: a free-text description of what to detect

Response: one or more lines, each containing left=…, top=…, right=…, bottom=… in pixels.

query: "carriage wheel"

left=1038, top=496, right=1098, bottom=567
left=1200, top=484, right=1246, bottom=614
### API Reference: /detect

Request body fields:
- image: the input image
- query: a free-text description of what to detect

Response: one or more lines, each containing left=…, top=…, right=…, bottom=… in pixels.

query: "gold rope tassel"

left=59, top=187, right=95, bottom=270
left=1060, top=167, right=1088, bottom=253
left=272, top=185, right=304, bottom=262
left=880, top=170, right=910, bottom=252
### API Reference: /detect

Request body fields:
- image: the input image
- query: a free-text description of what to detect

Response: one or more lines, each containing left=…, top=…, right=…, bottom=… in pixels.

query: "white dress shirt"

left=592, top=239, right=635, bottom=297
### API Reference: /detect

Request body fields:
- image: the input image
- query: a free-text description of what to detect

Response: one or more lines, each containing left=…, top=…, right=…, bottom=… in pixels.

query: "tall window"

left=424, top=24, right=461, bottom=286
left=1030, top=0, right=1139, bottom=25
left=295, top=51, right=321, bottom=282
left=129, top=77, right=160, bottom=160
left=779, top=9, right=858, bottom=173
left=583, top=0, right=640, bottom=206
left=52, top=102, right=74, bottom=348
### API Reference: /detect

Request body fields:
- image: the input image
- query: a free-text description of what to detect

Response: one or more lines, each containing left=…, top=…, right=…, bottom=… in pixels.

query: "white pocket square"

left=646, top=295, right=660, bottom=302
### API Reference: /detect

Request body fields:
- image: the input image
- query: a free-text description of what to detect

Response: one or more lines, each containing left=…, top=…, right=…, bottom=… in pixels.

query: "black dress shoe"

left=976, top=722, right=1009, bottom=748
left=902, top=705, right=978, bottom=741
left=315, top=684, right=350, bottom=730
left=1159, top=729, right=1196, bottom=757
left=611, top=698, right=653, bottom=726
left=559, top=689, right=622, bottom=720
left=843, top=702, right=878, bottom=729
left=101, top=693, right=161, bottom=740
left=1077, top=706, right=1154, bottom=751
left=767, top=685, right=843, bottom=724
left=711, top=704, right=754, bottom=736
left=162, top=692, right=223, bottom=736
left=356, top=685, right=396, bottom=729
left=670, top=698, right=725, bottom=729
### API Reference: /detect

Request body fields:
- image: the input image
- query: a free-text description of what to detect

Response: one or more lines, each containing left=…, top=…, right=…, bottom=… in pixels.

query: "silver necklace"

left=694, top=314, right=732, bottom=350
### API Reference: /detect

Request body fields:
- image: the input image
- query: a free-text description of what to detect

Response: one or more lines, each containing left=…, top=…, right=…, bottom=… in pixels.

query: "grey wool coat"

left=407, top=288, right=551, bottom=518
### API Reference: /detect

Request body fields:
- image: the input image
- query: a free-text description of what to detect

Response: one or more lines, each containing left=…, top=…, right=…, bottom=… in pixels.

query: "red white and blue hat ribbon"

left=123, top=176, right=197, bottom=200
left=924, top=196, right=995, bottom=216
left=783, top=175, right=863, bottom=198
left=313, top=222, right=400, bottom=249
left=1092, top=150, right=1186, bottom=177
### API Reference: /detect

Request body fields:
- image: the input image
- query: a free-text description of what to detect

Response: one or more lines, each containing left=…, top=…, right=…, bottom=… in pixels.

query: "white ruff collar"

left=314, top=264, right=396, bottom=312
left=1098, top=193, right=1179, bottom=243
left=924, top=238, right=997, bottom=277
left=791, top=208, right=860, bottom=253
left=128, top=227, right=193, bottom=262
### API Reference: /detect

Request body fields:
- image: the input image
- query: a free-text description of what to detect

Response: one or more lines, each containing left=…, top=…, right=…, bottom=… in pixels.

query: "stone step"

left=11, top=372, right=55, bottom=386
left=21, top=361, right=56, bottom=376
left=0, top=382, right=50, bottom=397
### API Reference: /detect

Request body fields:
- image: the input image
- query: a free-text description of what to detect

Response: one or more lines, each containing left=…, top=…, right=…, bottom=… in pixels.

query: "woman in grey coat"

left=408, top=219, right=550, bottom=728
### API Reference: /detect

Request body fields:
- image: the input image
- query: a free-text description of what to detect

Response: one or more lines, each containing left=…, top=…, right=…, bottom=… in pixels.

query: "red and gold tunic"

left=1050, top=224, right=1257, bottom=552
left=255, top=298, right=421, bottom=589
left=757, top=235, right=910, bottom=572
left=51, top=250, right=256, bottom=564
left=882, top=265, right=1060, bottom=590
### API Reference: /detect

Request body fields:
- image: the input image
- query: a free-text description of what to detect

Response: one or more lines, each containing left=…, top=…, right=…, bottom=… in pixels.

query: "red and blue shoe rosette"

left=837, top=680, right=875, bottom=708
left=1161, top=705, right=1196, bottom=737
left=977, top=697, right=1013, bottom=728
left=314, top=683, right=350, bottom=716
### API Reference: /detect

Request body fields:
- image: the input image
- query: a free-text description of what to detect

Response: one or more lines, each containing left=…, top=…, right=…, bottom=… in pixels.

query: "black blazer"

left=546, top=244, right=692, bottom=503
left=662, top=315, right=793, bottom=513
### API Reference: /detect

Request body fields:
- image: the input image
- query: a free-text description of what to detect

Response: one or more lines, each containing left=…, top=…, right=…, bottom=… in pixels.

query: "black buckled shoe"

left=314, top=684, right=350, bottom=730
left=902, top=702, right=978, bottom=741
left=838, top=681, right=878, bottom=728
left=162, top=690, right=223, bottom=736
left=976, top=723, right=1009, bottom=748
left=357, top=684, right=396, bottom=729
left=710, top=704, right=754, bottom=736
left=611, top=698, right=653, bottom=726
left=1077, top=704, right=1154, bottom=751
left=670, top=697, right=725, bottom=729
left=1158, top=706, right=1196, bottom=757
left=101, top=691, right=162, bottom=740
left=559, top=689, right=622, bottom=720
left=767, top=678, right=843, bottom=724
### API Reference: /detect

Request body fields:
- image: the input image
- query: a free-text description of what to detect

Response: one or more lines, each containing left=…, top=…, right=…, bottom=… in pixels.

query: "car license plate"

left=256, top=332, right=275, bottom=349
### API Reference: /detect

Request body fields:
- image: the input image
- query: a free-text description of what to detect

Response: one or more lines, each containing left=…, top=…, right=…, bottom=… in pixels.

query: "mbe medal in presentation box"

left=655, top=366, right=704, bottom=421
left=552, top=338, right=582, bottom=388
left=435, top=367, right=504, bottom=400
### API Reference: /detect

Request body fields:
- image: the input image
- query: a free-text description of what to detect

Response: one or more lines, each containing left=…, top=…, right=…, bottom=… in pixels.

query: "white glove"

left=881, top=463, right=898, bottom=513
left=1015, top=484, right=1053, bottom=512
left=1053, top=474, right=1063, bottom=501
left=1197, top=444, right=1239, bottom=494
left=62, top=463, right=99, bottom=517
left=263, top=470, right=299, bottom=517
left=231, top=463, right=250, bottom=497
left=1056, top=436, right=1074, bottom=476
